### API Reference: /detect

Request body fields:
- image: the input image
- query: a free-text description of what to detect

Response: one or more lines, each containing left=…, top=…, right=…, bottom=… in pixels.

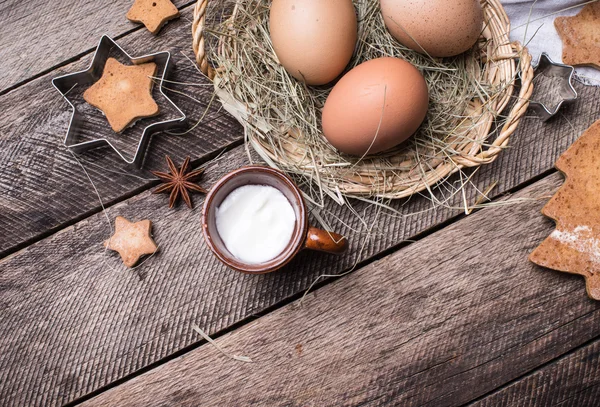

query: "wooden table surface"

left=2, top=1, right=600, bottom=406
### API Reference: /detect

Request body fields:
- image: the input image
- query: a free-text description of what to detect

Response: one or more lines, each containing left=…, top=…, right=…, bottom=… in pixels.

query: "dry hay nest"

left=192, top=0, right=533, bottom=202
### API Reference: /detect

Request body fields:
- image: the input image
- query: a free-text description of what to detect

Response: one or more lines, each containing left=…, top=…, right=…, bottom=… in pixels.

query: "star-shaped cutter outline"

left=52, top=35, right=187, bottom=167
left=529, top=53, right=578, bottom=122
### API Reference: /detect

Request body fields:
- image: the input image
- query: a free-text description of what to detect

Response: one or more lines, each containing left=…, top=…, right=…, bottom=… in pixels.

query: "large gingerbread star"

left=554, top=2, right=600, bottom=68
left=104, top=216, right=158, bottom=267
left=126, top=0, right=180, bottom=35
left=83, top=58, right=159, bottom=133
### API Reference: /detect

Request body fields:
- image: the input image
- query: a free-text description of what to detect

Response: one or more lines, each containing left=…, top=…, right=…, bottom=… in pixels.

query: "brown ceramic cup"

left=202, top=166, right=348, bottom=274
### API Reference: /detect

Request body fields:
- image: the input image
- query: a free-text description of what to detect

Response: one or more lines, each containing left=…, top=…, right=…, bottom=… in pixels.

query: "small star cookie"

left=554, top=2, right=600, bottom=69
left=83, top=58, right=159, bottom=133
left=126, top=0, right=180, bottom=35
left=104, top=216, right=158, bottom=267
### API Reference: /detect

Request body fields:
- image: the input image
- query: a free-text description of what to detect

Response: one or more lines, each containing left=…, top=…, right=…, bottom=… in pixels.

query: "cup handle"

left=304, top=227, right=348, bottom=255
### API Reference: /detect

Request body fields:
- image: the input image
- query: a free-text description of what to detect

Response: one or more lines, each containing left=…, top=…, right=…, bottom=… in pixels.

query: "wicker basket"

left=192, top=0, right=534, bottom=200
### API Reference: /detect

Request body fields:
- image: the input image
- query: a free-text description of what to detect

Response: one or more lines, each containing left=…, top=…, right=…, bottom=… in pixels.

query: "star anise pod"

left=151, top=155, right=207, bottom=209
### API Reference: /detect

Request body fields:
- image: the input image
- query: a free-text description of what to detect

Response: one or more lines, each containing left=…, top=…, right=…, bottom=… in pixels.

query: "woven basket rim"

left=192, top=0, right=534, bottom=200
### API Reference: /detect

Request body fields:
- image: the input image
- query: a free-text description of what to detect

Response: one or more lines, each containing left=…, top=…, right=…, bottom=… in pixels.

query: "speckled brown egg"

left=269, top=0, right=357, bottom=85
left=322, top=57, right=429, bottom=156
left=380, top=0, right=483, bottom=58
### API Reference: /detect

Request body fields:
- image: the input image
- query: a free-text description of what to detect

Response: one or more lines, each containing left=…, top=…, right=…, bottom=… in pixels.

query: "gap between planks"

left=468, top=333, right=600, bottom=406
left=1, top=83, right=599, bottom=406
left=76, top=172, right=600, bottom=407
left=0, top=0, right=199, bottom=97
left=63, top=167, right=558, bottom=407
left=0, top=21, right=597, bottom=404
left=0, top=140, right=562, bottom=407
left=0, top=138, right=243, bottom=261
left=0, top=2, right=241, bottom=258
left=1, top=8, right=598, bottom=259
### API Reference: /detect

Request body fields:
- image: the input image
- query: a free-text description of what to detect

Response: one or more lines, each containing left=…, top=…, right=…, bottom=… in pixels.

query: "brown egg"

left=380, top=0, right=483, bottom=58
left=322, top=57, right=428, bottom=156
left=269, top=0, right=357, bottom=85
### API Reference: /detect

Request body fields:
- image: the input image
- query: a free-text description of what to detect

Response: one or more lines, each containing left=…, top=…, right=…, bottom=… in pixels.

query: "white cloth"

left=501, top=0, right=600, bottom=84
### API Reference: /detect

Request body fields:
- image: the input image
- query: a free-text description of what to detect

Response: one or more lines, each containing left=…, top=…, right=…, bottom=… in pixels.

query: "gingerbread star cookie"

left=104, top=216, right=158, bottom=267
left=530, top=120, right=600, bottom=300
left=554, top=2, right=600, bottom=69
left=126, top=0, right=180, bottom=35
left=83, top=58, right=159, bottom=133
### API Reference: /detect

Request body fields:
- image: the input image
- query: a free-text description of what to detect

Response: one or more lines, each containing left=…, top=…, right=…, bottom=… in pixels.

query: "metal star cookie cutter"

left=52, top=35, right=187, bottom=168
left=529, top=53, right=578, bottom=122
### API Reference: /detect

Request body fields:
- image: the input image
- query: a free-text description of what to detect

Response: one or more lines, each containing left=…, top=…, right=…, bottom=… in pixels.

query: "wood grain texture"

left=472, top=340, right=600, bottom=407
left=80, top=173, right=600, bottom=407
left=0, top=5, right=240, bottom=257
left=0, top=0, right=190, bottom=93
left=0, top=81, right=599, bottom=406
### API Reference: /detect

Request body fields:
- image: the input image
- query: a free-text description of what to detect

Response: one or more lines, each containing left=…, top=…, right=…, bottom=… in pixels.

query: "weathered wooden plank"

left=0, top=5, right=241, bottom=257
left=0, top=81, right=599, bottom=406
left=79, top=173, right=600, bottom=407
left=471, top=340, right=600, bottom=407
left=0, top=0, right=191, bottom=93
left=2, top=8, right=598, bottom=260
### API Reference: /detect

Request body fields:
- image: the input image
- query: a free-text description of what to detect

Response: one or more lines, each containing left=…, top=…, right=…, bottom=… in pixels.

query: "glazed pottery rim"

left=202, top=165, right=308, bottom=274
